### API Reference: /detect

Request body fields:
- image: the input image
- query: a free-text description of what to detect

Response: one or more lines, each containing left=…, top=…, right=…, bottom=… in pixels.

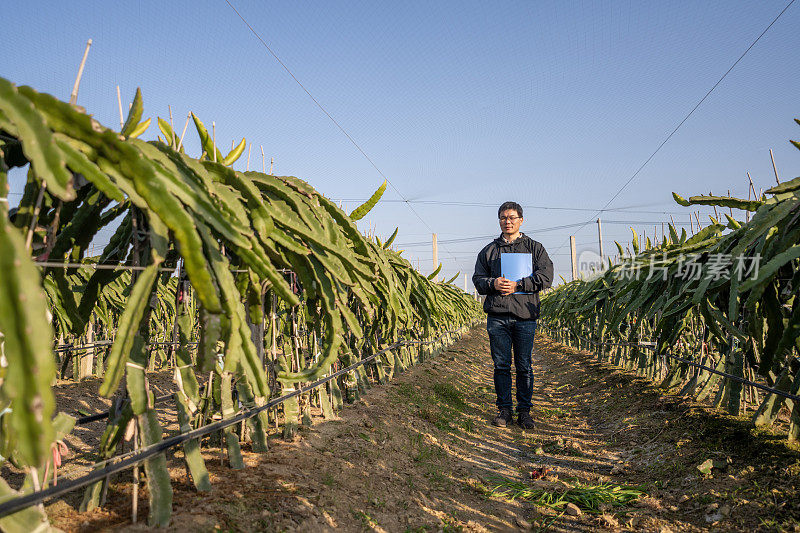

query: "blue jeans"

left=487, top=315, right=537, bottom=413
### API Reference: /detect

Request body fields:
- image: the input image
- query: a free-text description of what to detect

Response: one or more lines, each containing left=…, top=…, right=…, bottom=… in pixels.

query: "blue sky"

left=3, top=1, right=799, bottom=286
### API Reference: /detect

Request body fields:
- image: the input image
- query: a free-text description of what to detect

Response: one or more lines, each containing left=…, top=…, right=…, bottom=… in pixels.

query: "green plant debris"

left=487, top=476, right=645, bottom=513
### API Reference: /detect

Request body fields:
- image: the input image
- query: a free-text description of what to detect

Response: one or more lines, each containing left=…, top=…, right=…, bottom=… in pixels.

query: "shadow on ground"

left=48, top=324, right=800, bottom=532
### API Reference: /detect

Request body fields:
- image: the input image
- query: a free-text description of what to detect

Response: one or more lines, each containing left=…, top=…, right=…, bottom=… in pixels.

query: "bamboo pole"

left=596, top=218, right=604, bottom=267
left=432, top=233, right=438, bottom=281
left=177, top=113, right=190, bottom=152
left=570, top=236, right=577, bottom=280
left=70, top=39, right=92, bottom=105
left=212, top=122, right=217, bottom=162
left=131, top=424, right=139, bottom=523
left=116, top=86, right=124, bottom=129
left=260, top=145, right=265, bottom=172
left=770, top=149, right=780, bottom=185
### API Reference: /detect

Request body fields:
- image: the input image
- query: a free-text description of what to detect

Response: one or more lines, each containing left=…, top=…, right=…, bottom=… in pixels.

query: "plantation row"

left=541, top=126, right=800, bottom=439
left=0, top=77, right=482, bottom=529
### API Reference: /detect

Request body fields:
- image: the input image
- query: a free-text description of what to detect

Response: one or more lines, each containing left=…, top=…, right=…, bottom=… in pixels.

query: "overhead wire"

left=222, top=0, right=458, bottom=261
left=397, top=221, right=591, bottom=247
left=549, top=0, right=796, bottom=257
left=333, top=198, right=702, bottom=216
left=396, top=219, right=702, bottom=248
left=548, top=325, right=800, bottom=403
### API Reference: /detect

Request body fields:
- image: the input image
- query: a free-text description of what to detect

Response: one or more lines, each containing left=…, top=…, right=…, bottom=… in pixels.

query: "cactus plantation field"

left=2, top=77, right=800, bottom=532
left=42, top=327, right=800, bottom=532
left=0, top=78, right=481, bottom=530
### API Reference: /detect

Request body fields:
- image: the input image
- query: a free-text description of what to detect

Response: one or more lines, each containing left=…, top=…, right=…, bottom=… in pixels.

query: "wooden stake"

left=70, top=39, right=92, bottom=105
left=770, top=149, right=780, bottom=185
left=246, top=143, right=252, bottom=171
left=178, top=113, right=190, bottom=151
left=270, top=293, right=277, bottom=362
left=596, top=218, right=604, bottom=267
left=570, top=236, right=577, bottom=280
left=80, top=315, right=95, bottom=379
left=132, top=423, right=139, bottom=523
left=432, top=233, right=438, bottom=281
left=116, top=85, right=124, bottom=129
left=212, top=122, right=217, bottom=162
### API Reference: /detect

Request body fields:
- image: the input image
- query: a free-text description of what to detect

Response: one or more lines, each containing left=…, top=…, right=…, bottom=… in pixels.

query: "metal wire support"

left=545, top=324, right=800, bottom=403
left=0, top=324, right=476, bottom=518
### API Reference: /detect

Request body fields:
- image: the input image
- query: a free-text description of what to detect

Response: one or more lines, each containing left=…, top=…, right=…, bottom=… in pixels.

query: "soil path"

left=49, top=324, right=800, bottom=532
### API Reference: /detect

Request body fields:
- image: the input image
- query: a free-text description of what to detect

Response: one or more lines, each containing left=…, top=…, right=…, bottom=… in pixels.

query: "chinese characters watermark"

left=613, top=253, right=761, bottom=282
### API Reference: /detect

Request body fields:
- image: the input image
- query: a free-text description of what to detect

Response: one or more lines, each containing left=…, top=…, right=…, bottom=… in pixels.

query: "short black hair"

left=498, top=201, right=523, bottom=218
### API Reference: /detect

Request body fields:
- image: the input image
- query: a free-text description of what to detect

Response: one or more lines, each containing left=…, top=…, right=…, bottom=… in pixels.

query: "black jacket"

left=472, top=233, right=553, bottom=320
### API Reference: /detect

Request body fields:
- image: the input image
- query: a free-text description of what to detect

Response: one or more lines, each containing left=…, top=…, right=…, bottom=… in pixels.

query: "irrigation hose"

left=71, top=327, right=466, bottom=425
left=54, top=340, right=199, bottom=354
left=0, top=324, right=474, bottom=518
left=545, top=325, right=800, bottom=403
left=75, top=394, right=174, bottom=425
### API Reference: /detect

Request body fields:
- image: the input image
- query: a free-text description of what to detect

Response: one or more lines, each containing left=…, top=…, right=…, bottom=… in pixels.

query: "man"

left=472, top=201, right=553, bottom=429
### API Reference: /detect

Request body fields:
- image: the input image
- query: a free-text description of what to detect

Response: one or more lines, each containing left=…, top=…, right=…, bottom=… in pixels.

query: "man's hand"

left=494, top=277, right=516, bottom=295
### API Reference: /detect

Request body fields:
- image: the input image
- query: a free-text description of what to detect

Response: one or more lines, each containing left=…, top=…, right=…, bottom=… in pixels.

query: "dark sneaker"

left=492, top=408, right=513, bottom=427
left=518, top=411, right=536, bottom=430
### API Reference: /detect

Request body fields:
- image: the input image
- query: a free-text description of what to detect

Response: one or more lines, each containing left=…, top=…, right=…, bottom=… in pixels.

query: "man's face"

left=499, top=209, right=523, bottom=235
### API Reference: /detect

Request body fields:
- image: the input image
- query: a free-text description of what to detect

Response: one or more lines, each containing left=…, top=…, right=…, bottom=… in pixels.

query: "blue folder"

left=501, top=253, right=533, bottom=294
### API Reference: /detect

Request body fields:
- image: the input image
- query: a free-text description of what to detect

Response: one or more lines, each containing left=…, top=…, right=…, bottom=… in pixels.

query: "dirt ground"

left=44, top=323, right=800, bottom=532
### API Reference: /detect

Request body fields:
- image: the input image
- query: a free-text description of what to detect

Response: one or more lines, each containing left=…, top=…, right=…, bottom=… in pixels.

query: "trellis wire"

left=53, top=340, right=198, bottom=354
left=35, top=261, right=295, bottom=274
left=547, top=325, right=800, bottom=403
left=0, top=324, right=473, bottom=518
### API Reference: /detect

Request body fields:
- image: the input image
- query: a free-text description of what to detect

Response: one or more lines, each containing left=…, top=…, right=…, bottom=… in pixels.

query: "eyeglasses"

left=499, top=216, right=521, bottom=222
